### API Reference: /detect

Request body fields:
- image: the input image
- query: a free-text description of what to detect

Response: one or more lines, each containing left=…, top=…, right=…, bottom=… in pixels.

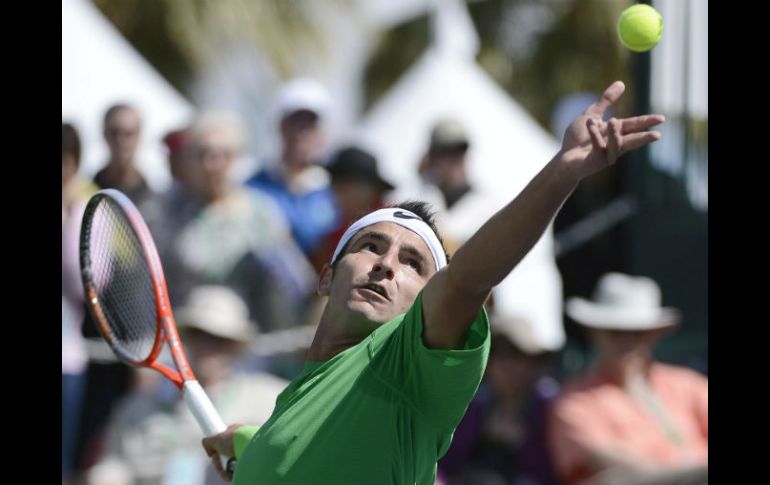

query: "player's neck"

left=306, top=329, right=363, bottom=361
left=307, top=309, right=370, bottom=361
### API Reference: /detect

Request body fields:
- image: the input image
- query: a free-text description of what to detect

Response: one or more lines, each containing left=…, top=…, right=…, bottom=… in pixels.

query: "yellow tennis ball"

left=617, top=4, right=663, bottom=52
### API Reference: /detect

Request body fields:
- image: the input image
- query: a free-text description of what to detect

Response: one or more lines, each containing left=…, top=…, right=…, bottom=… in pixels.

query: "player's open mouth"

left=357, top=284, right=389, bottom=301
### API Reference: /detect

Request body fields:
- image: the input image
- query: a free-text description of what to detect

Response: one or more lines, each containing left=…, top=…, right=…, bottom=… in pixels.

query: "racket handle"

left=183, top=380, right=238, bottom=475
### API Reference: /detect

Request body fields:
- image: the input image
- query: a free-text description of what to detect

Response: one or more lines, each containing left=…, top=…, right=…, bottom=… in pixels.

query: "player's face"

left=320, top=222, right=438, bottom=327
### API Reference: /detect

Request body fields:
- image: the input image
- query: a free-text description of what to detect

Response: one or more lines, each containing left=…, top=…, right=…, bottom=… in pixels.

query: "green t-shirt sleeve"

left=369, top=291, right=490, bottom=432
left=233, top=425, right=260, bottom=459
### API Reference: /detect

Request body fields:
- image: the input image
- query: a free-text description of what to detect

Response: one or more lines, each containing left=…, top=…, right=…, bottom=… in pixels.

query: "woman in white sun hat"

left=547, top=273, right=708, bottom=485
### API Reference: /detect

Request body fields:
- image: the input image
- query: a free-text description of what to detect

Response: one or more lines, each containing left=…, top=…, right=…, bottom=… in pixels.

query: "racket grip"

left=183, top=380, right=237, bottom=474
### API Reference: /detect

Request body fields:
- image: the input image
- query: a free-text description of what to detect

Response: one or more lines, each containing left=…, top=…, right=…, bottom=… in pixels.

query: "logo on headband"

left=393, top=211, right=422, bottom=221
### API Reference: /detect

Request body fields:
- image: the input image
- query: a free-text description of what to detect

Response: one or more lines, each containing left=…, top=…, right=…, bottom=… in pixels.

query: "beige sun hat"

left=566, top=273, right=681, bottom=331
left=429, top=118, right=470, bottom=152
left=175, top=286, right=258, bottom=343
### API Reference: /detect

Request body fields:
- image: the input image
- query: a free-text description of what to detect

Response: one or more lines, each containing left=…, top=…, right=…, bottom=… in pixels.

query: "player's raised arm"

left=421, top=81, right=665, bottom=350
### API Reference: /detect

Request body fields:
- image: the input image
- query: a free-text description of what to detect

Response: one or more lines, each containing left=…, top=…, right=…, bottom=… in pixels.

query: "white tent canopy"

left=358, top=49, right=561, bottom=200
left=62, top=0, right=194, bottom=191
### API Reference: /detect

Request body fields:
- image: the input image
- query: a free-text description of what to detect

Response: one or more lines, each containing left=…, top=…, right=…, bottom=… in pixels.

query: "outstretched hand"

left=559, top=81, right=665, bottom=180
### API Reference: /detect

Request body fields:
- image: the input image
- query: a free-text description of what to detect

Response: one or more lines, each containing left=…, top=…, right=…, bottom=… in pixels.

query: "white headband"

left=331, top=208, right=448, bottom=271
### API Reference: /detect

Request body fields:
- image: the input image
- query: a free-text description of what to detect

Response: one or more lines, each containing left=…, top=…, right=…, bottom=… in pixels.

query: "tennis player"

left=202, top=81, right=665, bottom=484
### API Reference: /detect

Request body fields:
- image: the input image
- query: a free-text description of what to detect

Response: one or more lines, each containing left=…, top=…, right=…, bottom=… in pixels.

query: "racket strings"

left=88, top=199, right=158, bottom=362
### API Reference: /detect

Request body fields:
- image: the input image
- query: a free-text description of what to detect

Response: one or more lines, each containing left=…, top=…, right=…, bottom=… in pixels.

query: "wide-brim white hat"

left=566, top=273, right=681, bottom=331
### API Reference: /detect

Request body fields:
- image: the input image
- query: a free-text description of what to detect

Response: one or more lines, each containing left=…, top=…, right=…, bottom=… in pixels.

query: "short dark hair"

left=331, top=200, right=450, bottom=268
left=62, top=122, right=81, bottom=166
left=103, top=103, right=138, bottom=127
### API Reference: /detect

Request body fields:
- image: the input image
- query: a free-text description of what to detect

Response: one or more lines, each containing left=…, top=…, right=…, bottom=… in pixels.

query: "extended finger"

left=587, top=118, right=606, bottom=150
left=619, top=114, right=665, bottom=134
left=607, top=119, right=622, bottom=163
left=618, top=131, right=662, bottom=155
left=590, top=114, right=665, bottom=137
left=585, top=81, right=625, bottom=118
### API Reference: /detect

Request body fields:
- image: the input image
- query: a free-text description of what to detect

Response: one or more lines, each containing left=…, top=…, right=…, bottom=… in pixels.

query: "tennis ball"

left=617, top=4, right=663, bottom=53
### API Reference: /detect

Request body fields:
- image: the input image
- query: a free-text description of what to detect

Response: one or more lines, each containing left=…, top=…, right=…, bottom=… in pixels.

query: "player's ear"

left=318, top=263, right=333, bottom=296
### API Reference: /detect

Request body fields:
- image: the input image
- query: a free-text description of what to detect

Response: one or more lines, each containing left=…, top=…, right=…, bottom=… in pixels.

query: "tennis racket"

left=79, top=188, right=236, bottom=475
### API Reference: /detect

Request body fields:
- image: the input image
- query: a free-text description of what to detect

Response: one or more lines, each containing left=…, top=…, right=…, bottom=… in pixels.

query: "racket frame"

left=80, top=189, right=233, bottom=471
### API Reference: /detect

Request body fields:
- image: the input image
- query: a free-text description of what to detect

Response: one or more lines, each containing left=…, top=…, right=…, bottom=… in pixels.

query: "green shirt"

left=233, top=292, right=490, bottom=485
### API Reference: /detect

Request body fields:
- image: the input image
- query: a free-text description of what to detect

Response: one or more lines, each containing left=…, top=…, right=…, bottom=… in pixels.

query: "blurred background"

left=62, top=1, right=707, bottom=484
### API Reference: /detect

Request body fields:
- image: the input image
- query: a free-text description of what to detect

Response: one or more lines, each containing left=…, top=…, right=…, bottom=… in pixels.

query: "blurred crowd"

left=63, top=78, right=707, bottom=485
